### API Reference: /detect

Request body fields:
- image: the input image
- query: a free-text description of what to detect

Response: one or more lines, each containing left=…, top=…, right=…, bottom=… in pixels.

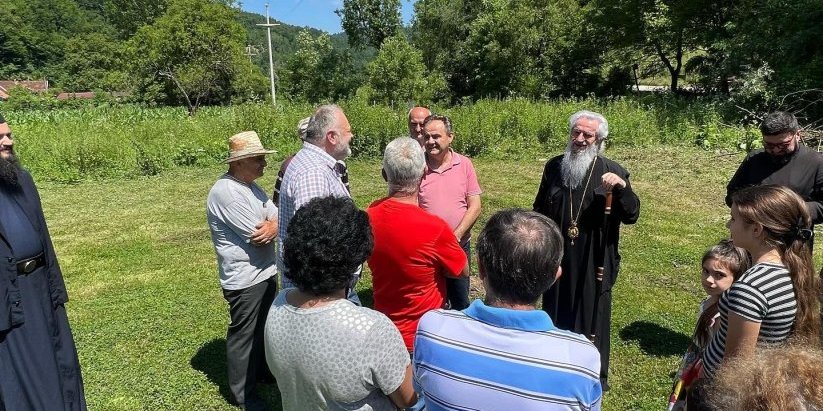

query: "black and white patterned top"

left=702, top=262, right=797, bottom=376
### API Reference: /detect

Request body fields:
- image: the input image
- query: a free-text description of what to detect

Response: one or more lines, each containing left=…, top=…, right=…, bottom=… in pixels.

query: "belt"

left=16, top=253, right=46, bottom=275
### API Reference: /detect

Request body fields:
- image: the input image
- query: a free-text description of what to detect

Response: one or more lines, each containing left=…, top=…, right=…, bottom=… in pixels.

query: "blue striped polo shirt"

left=413, top=300, right=602, bottom=411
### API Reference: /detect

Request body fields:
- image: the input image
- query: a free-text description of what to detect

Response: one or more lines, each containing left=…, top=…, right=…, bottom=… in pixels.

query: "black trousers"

left=0, top=266, right=86, bottom=411
left=222, top=277, right=277, bottom=406
left=446, top=241, right=472, bottom=310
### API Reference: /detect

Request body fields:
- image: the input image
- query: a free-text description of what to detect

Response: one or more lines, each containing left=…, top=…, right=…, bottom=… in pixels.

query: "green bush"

left=5, top=97, right=750, bottom=182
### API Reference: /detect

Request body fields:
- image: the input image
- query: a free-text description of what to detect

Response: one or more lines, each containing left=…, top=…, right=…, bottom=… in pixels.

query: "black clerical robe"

left=533, top=154, right=640, bottom=386
left=726, top=144, right=823, bottom=224
left=0, top=170, right=87, bottom=410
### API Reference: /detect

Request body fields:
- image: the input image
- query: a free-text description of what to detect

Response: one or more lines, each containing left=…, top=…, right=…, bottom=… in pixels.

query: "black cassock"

left=533, top=154, right=640, bottom=387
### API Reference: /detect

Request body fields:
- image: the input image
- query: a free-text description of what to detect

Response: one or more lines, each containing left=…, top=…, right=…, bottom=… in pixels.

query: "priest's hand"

left=601, top=173, right=626, bottom=191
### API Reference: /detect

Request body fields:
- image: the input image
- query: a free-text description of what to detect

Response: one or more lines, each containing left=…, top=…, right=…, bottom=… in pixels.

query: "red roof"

left=0, top=80, right=49, bottom=92
left=56, top=92, right=96, bottom=100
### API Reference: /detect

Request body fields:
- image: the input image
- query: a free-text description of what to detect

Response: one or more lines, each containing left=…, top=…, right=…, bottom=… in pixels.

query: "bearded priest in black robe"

left=533, top=110, right=640, bottom=391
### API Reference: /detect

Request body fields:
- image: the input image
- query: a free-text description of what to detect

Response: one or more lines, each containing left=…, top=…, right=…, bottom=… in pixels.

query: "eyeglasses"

left=570, top=128, right=597, bottom=140
left=762, top=137, right=795, bottom=151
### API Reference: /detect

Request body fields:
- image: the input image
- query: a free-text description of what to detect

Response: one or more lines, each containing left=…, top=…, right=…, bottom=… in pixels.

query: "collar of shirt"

left=301, top=141, right=339, bottom=172
left=426, top=148, right=461, bottom=174
left=463, top=299, right=555, bottom=332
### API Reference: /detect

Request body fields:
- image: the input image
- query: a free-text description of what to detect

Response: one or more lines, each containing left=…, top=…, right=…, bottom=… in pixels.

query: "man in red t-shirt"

left=367, top=137, right=468, bottom=351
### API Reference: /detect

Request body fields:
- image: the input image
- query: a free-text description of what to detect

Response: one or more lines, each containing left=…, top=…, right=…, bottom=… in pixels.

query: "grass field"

left=38, top=145, right=818, bottom=410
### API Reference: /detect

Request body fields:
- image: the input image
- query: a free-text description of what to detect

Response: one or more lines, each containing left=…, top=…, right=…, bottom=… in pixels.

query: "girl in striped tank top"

left=702, top=185, right=821, bottom=377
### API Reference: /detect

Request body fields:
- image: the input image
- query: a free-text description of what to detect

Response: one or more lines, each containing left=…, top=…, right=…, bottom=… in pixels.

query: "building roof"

left=0, top=80, right=49, bottom=92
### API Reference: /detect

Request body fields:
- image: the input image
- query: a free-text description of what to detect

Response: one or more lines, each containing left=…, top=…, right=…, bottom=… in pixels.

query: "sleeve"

left=726, top=281, right=768, bottom=323
left=806, top=157, right=823, bottom=224
left=25, top=171, right=70, bottom=305
left=726, top=154, right=752, bottom=207
left=532, top=162, right=552, bottom=215
left=372, top=316, right=411, bottom=395
left=464, top=158, right=482, bottom=196
left=292, top=168, right=331, bottom=210
left=613, top=167, right=640, bottom=225
left=436, top=224, right=468, bottom=276
left=211, top=193, right=263, bottom=242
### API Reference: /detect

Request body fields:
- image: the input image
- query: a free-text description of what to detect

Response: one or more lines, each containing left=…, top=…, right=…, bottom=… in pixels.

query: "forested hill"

left=238, top=11, right=376, bottom=74
left=0, top=0, right=366, bottom=89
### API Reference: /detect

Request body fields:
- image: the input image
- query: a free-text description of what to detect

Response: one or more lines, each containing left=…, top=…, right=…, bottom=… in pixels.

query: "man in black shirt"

left=726, top=111, right=823, bottom=224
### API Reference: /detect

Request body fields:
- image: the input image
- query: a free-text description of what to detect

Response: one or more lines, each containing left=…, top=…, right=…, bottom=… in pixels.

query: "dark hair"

left=693, top=239, right=751, bottom=348
left=731, top=185, right=820, bottom=343
left=423, top=114, right=453, bottom=135
left=477, top=209, right=563, bottom=305
left=283, top=196, right=373, bottom=295
left=760, top=111, right=799, bottom=136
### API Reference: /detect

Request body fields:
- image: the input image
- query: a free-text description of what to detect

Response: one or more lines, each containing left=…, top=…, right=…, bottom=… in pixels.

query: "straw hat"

left=225, top=131, right=276, bottom=163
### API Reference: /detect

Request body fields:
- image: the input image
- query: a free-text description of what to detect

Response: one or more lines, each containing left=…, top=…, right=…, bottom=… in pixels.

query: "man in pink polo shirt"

left=418, top=114, right=482, bottom=310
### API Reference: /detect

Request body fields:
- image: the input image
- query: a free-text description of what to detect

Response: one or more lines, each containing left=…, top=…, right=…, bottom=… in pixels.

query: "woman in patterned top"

left=702, top=185, right=821, bottom=376
left=264, top=196, right=416, bottom=411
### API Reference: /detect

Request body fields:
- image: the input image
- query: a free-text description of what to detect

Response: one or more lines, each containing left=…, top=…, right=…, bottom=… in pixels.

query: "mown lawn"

left=37, top=146, right=821, bottom=410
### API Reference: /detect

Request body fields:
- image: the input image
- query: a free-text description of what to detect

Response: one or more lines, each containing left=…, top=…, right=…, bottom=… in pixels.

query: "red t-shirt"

left=366, top=197, right=467, bottom=350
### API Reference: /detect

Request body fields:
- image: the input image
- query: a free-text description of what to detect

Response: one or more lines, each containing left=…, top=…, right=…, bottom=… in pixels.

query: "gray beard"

left=561, top=142, right=599, bottom=189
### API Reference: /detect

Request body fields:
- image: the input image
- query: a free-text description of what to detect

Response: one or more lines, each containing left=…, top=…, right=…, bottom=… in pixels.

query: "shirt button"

left=6, top=257, right=12, bottom=263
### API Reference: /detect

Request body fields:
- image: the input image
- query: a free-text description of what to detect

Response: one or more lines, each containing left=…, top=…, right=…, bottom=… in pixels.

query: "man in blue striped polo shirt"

left=413, top=209, right=602, bottom=411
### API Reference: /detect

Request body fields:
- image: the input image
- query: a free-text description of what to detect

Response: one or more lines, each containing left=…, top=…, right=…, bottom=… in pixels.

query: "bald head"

left=408, top=106, right=431, bottom=144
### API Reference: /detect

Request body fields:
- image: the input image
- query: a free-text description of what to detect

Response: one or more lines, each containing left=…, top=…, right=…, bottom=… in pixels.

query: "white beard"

left=561, top=141, right=599, bottom=189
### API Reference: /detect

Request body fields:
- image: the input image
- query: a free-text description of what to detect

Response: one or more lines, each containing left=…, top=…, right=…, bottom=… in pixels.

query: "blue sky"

left=240, top=0, right=417, bottom=34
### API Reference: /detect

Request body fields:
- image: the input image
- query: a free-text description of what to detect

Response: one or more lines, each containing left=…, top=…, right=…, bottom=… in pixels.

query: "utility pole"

left=257, top=3, right=280, bottom=107
left=244, top=45, right=260, bottom=68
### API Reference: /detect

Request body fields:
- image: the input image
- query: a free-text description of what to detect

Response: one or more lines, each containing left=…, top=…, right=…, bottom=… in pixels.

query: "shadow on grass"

left=191, top=338, right=234, bottom=404
left=191, top=338, right=283, bottom=410
left=619, top=320, right=691, bottom=357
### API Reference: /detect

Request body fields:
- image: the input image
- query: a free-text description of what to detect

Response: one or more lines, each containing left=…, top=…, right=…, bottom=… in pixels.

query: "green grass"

left=39, top=145, right=821, bottom=410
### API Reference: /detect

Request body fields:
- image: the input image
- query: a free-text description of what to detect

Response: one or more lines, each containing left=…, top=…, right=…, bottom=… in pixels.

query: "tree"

left=336, top=0, right=401, bottom=49
left=58, top=32, right=127, bottom=91
left=280, top=31, right=358, bottom=103
left=413, top=0, right=600, bottom=99
left=593, top=0, right=709, bottom=92
left=365, top=35, right=445, bottom=106
left=129, top=0, right=260, bottom=115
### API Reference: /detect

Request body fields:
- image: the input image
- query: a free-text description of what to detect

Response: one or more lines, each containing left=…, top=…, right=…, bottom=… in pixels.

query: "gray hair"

left=382, top=137, right=425, bottom=195
left=305, top=104, right=341, bottom=144
left=569, top=110, right=609, bottom=141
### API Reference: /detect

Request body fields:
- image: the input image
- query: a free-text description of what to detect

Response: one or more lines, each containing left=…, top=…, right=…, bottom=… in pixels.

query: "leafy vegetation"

left=2, top=0, right=819, bottom=115
left=7, top=98, right=754, bottom=182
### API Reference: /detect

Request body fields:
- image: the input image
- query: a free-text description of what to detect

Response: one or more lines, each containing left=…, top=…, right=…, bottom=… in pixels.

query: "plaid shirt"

left=277, top=142, right=350, bottom=287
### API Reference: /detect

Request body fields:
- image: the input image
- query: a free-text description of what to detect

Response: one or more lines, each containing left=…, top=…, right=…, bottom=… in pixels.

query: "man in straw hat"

left=207, top=131, right=278, bottom=410
left=0, top=112, right=88, bottom=410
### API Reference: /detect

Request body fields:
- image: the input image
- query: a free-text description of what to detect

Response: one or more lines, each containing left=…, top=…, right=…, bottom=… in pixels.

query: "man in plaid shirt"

left=277, top=104, right=360, bottom=302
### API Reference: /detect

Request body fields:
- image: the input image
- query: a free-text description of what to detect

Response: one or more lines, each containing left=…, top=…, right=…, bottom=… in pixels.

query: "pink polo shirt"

left=419, top=149, right=482, bottom=245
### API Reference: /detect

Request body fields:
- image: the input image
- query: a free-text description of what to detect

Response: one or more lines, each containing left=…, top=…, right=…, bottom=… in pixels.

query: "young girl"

left=702, top=185, right=821, bottom=377
left=668, top=240, right=749, bottom=410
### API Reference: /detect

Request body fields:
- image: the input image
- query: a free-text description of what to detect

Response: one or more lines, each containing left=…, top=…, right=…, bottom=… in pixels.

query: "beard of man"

left=561, top=139, right=600, bottom=189
left=333, top=139, right=352, bottom=161
left=0, top=149, right=21, bottom=190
